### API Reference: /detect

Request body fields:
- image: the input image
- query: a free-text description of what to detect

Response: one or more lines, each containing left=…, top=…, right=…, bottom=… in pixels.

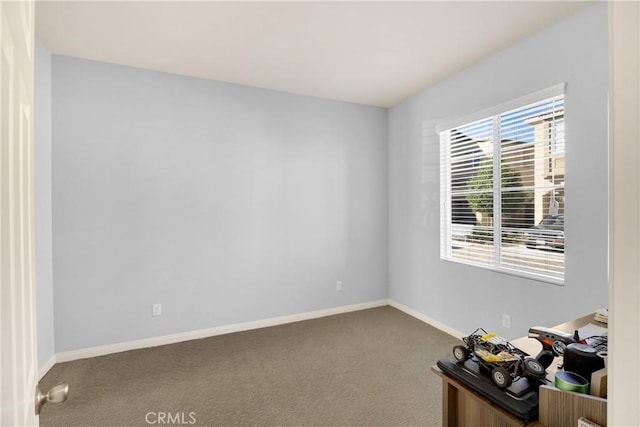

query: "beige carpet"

left=39, top=306, right=460, bottom=427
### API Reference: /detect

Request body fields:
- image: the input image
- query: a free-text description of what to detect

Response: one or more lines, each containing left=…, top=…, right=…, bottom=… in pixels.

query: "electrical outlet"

left=336, top=281, right=342, bottom=291
left=152, top=303, right=162, bottom=316
left=502, top=313, right=511, bottom=329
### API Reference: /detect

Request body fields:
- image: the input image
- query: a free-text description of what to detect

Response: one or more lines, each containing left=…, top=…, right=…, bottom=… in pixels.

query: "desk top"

left=512, top=313, right=607, bottom=381
left=431, top=313, right=607, bottom=426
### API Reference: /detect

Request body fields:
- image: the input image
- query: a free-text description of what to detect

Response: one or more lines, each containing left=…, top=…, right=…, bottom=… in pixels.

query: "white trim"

left=608, top=2, right=640, bottom=425
left=441, top=257, right=564, bottom=287
left=435, top=82, right=566, bottom=134
left=388, top=299, right=466, bottom=339
left=38, top=354, right=57, bottom=380
left=55, top=300, right=390, bottom=363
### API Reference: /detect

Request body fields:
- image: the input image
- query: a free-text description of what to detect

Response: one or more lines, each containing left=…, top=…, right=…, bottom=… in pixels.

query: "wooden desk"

left=431, top=365, right=542, bottom=427
left=432, top=313, right=607, bottom=427
left=511, top=314, right=602, bottom=382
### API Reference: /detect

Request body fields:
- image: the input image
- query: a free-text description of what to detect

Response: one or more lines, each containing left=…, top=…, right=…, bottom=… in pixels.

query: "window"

left=438, top=84, right=566, bottom=284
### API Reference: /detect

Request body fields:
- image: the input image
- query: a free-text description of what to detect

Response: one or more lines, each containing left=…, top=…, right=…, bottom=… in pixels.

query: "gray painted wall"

left=388, top=3, right=608, bottom=339
left=35, top=40, right=55, bottom=368
left=52, top=57, right=388, bottom=352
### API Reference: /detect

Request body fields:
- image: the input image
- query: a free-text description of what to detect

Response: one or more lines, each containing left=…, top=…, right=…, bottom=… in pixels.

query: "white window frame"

left=437, top=83, right=566, bottom=285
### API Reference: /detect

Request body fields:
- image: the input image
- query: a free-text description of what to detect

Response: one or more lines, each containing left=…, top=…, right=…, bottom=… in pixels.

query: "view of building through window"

left=440, top=92, right=565, bottom=283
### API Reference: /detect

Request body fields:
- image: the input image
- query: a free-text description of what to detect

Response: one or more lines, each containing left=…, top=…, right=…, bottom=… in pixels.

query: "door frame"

left=608, top=1, right=640, bottom=426
left=0, top=0, right=38, bottom=425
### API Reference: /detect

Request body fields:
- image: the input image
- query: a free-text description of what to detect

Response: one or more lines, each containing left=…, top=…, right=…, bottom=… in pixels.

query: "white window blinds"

left=440, top=86, right=565, bottom=284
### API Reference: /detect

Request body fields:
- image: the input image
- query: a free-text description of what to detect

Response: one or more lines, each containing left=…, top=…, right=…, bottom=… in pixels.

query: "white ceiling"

left=36, top=1, right=594, bottom=108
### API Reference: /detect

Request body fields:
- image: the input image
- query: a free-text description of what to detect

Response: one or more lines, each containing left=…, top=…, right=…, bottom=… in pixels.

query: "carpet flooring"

left=39, top=306, right=460, bottom=427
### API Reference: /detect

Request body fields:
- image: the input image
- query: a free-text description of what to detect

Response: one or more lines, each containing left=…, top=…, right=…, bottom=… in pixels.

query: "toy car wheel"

left=523, top=357, right=546, bottom=378
left=492, top=367, right=512, bottom=388
left=452, top=345, right=469, bottom=363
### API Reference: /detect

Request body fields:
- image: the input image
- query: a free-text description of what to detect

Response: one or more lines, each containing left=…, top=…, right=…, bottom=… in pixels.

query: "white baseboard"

left=52, top=299, right=462, bottom=365
left=55, top=299, right=390, bottom=363
left=388, top=299, right=466, bottom=339
left=39, top=354, right=57, bottom=380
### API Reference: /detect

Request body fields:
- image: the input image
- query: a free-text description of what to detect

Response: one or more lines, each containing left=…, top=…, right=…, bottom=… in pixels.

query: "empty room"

left=2, top=1, right=639, bottom=426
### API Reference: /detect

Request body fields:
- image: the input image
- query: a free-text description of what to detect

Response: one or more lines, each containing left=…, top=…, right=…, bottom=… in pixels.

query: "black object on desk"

left=563, top=343, right=606, bottom=385
left=437, top=356, right=543, bottom=422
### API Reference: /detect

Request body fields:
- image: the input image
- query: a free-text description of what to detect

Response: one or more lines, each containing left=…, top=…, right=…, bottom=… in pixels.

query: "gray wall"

left=52, top=57, right=388, bottom=352
left=388, top=3, right=608, bottom=339
left=35, top=40, right=55, bottom=368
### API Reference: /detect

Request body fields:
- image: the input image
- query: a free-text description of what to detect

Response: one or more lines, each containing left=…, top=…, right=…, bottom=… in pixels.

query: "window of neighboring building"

left=438, top=84, right=566, bottom=284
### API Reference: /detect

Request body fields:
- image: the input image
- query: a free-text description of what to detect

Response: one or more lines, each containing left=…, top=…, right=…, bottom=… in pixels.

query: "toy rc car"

left=452, top=328, right=547, bottom=388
